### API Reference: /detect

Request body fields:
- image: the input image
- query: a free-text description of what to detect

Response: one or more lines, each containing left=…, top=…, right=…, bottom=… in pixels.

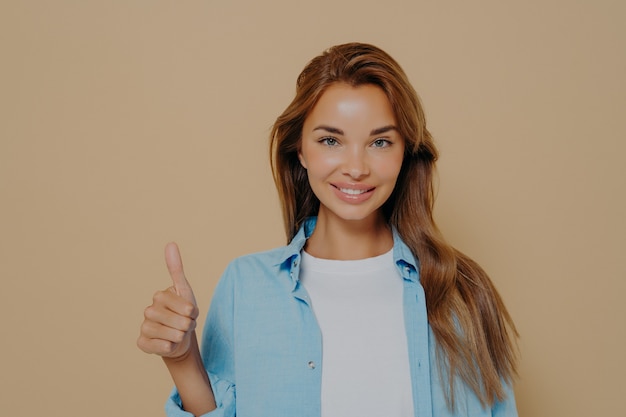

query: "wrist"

left=162, top=332, right=216, bottom=414
left=162, top=331, right=199, bottom=365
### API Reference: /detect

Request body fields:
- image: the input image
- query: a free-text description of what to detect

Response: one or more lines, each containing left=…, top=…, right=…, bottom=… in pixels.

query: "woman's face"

left=298, top=83, right=405, bottom=226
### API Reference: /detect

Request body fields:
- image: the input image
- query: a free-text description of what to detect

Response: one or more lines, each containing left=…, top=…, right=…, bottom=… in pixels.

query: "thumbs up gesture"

left=137, top=243, right=200, bottom=359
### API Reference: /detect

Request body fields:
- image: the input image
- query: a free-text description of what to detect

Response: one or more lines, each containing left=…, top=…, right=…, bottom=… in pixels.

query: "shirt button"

left=308, top=361, right=316, bottom=369
left=293, top=260, right=299, bottom=267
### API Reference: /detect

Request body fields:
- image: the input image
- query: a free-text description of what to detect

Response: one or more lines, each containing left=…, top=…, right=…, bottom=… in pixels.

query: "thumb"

left=164, top=242, right=197, bottom=305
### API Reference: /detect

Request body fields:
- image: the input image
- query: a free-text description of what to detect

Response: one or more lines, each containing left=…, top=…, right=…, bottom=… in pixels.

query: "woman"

left=138, top=42, right=518, bottom=417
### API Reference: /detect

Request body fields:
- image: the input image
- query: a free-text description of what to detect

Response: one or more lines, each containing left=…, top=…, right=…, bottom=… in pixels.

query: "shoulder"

left=217, top=244, right=295, bottom=286
left=208, top=244, right=298, bottom=313
left=215, top=219, right=309, bottom=288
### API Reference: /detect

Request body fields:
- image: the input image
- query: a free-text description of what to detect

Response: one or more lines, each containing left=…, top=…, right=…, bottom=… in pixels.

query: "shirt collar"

left=272, top=217, right=317, bottom=267
left=392, top=227, right=420, bottom=282
left=272, top=217, right=419, bottom=279
left=392, top=228, right=419, bottom=269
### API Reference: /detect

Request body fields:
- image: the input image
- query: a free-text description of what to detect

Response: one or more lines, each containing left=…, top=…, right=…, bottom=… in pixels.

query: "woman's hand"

left=137, top=242, right=199, bottom=360
left=138, top=243, right=217, bottom=414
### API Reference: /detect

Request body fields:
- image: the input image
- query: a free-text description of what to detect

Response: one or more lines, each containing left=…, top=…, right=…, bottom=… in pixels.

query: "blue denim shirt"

left=166, top=218, right=517, bottom=417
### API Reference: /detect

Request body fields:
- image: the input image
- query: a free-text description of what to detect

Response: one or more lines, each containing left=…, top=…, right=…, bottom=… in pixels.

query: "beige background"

left=1, top=1, right=624, bottom=416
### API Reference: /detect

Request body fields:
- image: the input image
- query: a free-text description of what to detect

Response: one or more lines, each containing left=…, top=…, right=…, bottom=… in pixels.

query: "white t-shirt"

left=300, top=249, right=414, bottom=417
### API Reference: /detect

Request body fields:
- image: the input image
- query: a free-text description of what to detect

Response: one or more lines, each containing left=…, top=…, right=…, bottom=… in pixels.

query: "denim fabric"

left=166, top=217, right=517, bottom=417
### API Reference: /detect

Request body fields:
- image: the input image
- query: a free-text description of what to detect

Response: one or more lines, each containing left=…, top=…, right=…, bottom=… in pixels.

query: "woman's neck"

left=304, top=212, right=393, bottom=260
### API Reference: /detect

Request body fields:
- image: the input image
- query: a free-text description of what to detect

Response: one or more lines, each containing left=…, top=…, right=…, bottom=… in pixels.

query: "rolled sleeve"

left=165, top=375, right=235, bottom=417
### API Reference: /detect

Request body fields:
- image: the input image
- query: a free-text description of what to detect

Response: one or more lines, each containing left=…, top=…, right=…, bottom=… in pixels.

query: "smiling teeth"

left=339, top=188, right=368, bottom=195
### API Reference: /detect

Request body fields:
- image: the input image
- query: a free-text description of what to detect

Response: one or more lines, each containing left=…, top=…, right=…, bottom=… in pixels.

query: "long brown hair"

left=270, top=42, right=517, bottom=408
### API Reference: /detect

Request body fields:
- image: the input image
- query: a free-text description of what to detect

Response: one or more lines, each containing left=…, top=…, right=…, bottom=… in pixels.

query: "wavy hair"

left=269, top=42, right=517, bottom=408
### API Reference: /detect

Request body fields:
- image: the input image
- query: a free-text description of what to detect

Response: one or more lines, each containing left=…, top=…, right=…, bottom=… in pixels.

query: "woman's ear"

left=298, top=151, right=307, bottom=169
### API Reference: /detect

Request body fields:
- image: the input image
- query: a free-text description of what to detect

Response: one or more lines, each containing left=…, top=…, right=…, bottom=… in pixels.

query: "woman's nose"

left=342, top=148, right=369, bottom=179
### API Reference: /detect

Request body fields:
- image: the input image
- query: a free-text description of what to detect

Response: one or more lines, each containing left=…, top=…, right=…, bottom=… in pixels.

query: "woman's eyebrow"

left=370, top=125, right=397, bottom=135
left=312, top=125, right=344, bottom=135
left=312, top=125, right=397, bottom=135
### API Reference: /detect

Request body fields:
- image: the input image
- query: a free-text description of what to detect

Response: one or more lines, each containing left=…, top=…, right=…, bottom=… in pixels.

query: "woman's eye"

left=320, top=137, right=338, bottom=146
left=372, top=139, right=390, bottom=148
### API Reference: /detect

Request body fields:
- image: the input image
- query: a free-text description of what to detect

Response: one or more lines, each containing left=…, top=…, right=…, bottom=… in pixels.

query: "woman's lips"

left=331, top=183, right=375, bottom=202
left=336, top=186, right=372, bottom=195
